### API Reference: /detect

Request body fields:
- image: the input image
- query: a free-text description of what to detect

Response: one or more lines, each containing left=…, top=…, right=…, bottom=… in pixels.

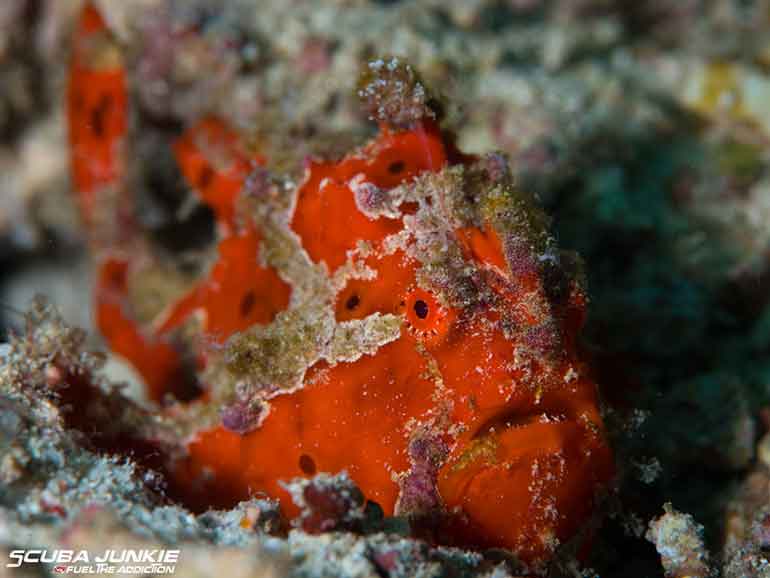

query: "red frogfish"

left=66, top=3, right=613, bottom=567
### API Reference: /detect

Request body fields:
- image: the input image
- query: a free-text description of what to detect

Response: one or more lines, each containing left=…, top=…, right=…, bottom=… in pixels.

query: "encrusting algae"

left=65, top=3, right=613, bottom=569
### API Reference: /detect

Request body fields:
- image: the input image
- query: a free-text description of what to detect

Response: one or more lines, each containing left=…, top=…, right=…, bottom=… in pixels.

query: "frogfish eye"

left=400, top=286, right=454, bottom=345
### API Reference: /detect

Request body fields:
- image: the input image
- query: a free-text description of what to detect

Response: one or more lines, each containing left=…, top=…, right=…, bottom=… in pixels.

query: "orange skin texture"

left=67, top=4, right=185, bottom=401
left=156, top=118, right=290, bottom=348
left=67, top=3, right=127, bottom=225
left=290, top=122, right=446, bottom=271
left=68, top=3, right=613, bottom=565
left=156, top=228, right=291, bottom=344
left=172, top=117, right=263, bottom=233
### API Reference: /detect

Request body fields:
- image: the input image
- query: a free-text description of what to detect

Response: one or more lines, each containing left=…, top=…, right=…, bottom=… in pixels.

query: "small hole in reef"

left=364, top=500, right=384, bottom=521
left=137, top=129, right=217, bottom=260
left=299, top=454, right=316, bottom=475
left=240, top=290, right=257, bottom=318
left=345, top=294, right=360, bottom=310
left=388, top=160, right=405, bottom=174
left=413, top=299, right=429, bottom=319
